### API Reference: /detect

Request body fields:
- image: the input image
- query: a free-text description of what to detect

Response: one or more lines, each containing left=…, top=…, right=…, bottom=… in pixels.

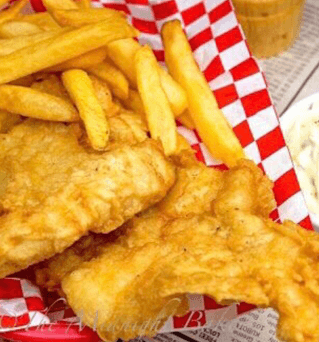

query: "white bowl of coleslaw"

left=280, top=92, right=319, bottom=229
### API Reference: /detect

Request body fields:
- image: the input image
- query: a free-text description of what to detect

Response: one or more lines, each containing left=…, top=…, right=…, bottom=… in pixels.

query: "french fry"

left=0, top=85, right=78, bottom=122
left=78, top=0, right=91, bottom=9
left=21, top=12, right=60, bottom=31
left=89, top=75, right=120, bottom=118
left=0, top=29, right=65, bottom=56
left=62, top=69, right=110, bottom=150
left=161, top=20, right=245, bottom=167
left=0, top=110, right=22, bottom=133
left=177, top=110, right=195, bottom=130
left=0, top=20, right=42, bottom=38
left=0, top=0, right=29, bottom=25
left=31, top=74, right=70, bottom=101
left=121, top=89, right=145, bottom=117
left=51, top=8, right=124, bottom=27
left=0, top=18, right=138, bottom=84
left=135, top=46, right=177, bottom=156
left=44, top=47, right=107, bottom=72
left=106, top=38, right=187, bottom=116
left=43, top=0, right=78, bottom=12
left=88, top=60, right=129, bottom=100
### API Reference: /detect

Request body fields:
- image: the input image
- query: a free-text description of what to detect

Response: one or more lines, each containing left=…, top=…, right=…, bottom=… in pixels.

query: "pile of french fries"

left=0, top=0, right=245, bottom=166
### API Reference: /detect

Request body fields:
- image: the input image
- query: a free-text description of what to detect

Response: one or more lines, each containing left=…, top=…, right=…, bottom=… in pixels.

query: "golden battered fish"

left=0, top=119, right=175, bottom=279
left=60, top=159, right=319, bottom=342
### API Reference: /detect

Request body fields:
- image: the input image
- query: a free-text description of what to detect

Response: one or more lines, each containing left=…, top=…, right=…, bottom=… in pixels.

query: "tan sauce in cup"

left=286, top=104, right=319, bottom=213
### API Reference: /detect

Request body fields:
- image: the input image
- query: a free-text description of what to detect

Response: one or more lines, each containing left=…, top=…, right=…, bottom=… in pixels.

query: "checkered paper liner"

left=0, top=0, right=313, bottom=340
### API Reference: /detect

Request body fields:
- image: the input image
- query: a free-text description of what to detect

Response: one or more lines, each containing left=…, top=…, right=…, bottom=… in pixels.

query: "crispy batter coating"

left=0, top=119, right=175, bottom=278
left=64, top=160, right=319, bottom=342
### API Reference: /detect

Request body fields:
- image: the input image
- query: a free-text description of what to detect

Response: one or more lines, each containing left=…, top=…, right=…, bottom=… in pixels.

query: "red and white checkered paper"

left=0, top=0, right=313, bottom=340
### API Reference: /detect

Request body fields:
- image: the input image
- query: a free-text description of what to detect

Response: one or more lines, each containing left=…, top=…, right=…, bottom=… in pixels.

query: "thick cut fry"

left=89, top=75, right=120, bottom=118
left=78, top=0, right=91, bottom=8
left=31, top=74, right=70, bottom=101
left=44, top=47, right=107, bottom=72
left=0, top=21, right=42, bottom=38
left=0, top=85, right=78, bottom=122
left=0, top=0, right=29, bottom=25
left=0, top=29, right=65, bottom=56
left=21, top=12, right=60, bottom=31
left=121, top=89, right=145, bottom=117
left=0, top=18, right=137, bottom=84
left=0, top=110, right=22, bottom=133
left=51, top=8, right=124, bottom=27
left=135, top=46, right=177, bottom=156
left=62, top=69, right=110, bottom=150
left=162, top=20, right=245, bottom=167
left=106, top=38, right=187, bottom=116
left=177, top=110, right=195, bottom=130
left=43, top=0, right=78, bottom=12
left=88, top=60, right=129, bottom=100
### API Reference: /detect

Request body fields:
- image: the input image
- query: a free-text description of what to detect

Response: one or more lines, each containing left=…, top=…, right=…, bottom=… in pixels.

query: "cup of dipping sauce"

left=232, top=0, right=306, bottom=58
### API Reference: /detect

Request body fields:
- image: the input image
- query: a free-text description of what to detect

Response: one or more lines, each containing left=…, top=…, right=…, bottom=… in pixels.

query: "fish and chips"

left=0, top=2, right=316, bottom=342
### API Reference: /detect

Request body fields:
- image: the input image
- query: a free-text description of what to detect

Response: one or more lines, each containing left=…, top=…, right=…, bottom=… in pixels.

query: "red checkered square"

left=257, top=126, right=286, bottom=160
left=230, top=57, right=260, bottom=81
left=101, top=1, right=130, bottom=14
left=299, top=216, right=313, bottom=230
left=204, top=55, right=225, bottom=82
left=152, top=1, right=178, bottom=20
left=181, top=2, right=206, bottom=25
left=208, top=0, right=232, bottom=23
left=132, top=17, right=158, bottom=34
left=25, top=297, right=45, bottom=311
left=233, top=120, right=254, bottom=147
left=0, top=279, right=23, bottom=299
left=273, top=169, right=300, bottom=206
left=241, top=89, right=272, bottom=117
left=215, top=26, right=243, bottom=53
left=189, top=27, right=213, bottom=51
left=237, top=303, right=256, bottom=315
left=214, top=84, right=238, bottom=108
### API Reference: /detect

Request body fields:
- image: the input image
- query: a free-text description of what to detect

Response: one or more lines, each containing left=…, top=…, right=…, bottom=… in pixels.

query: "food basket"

left=0, top=0, right=312, bottom=341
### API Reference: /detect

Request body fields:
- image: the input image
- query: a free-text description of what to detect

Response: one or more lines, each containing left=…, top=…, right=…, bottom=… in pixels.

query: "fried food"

left=62, top=69, right=110, bottom=150
left=0, top=0, right=29, bottom=25
left=0, top=17, right=137, bottom=84
left=106, top=38, right=188, bottom=116
left=0, top=85, right=78, bottom=122
left=51, top=8, right=124, bottom=27
left=87, top=60, right=129, bottom=100
left=21, top=12, right=60, bottom=31
left=0, top=119, right=175, bottom=279
left=61, top=159, right=319, bottom=342
left=61, top=160, right=281, bottom=342
left=0, top=110, right=22, bottom=133
left=162, top=20, right=245, bottom=167
left=44, top=47, right=108, bottom=73
left=136, top=46, right=177, bottom=156
left=0, top=20, right=42, bottom=38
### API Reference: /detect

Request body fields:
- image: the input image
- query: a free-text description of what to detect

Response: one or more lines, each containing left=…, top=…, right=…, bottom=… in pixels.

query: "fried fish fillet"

left=34, top=156, right=224, bottom=291
left=63, top=160, right=319, bottom=342
left=0, top=119, right=175, bottom=279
